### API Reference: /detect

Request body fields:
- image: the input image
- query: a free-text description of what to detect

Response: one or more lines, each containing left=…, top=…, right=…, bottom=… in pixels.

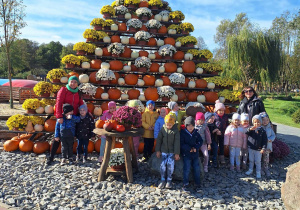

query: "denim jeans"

left=143, top=138, right=154, bottom=158
left=248, top=148, right=262, bottom=173
left=160, top=153, right=175, bottom=181
left=77, top=138, right=89, bottom=158
left=200, top=144, right=209, bottom=168
left=61, top=137, right=74, bottom=159
left=99, top=136, right=106, bottom=157
left=210, top=140, right=218, bottom=164
left=229, top=146, right=241, bottom=166
left=183, top=156, right=201, bottom=186
left=218, top=135, right=225, bottom=155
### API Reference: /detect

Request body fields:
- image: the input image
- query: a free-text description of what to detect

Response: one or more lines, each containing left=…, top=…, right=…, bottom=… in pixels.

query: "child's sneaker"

left=265, top=169, right=271, bottom=178
left=83, top=157, right=86, bottom=164
left=242, top=163, right=247, bottom=170
left=142, top=156, right=149, bottom=162
left=256, top=172, right=261, bottom=179
left=213, top=161, right=218, bottom=168
left=195, top=186, right=202, bottom=193
left=69, top=158, right=73, bottom=165
left=46, top=158, right=53, bottom=165
left=98, top=156, right=103, bottom=163
left=245, top=169, right=253, bottom=175
left=236, top=165, right=241, bottom=172
left=158, top=181, right=165, bottom=189
left=61, top=158, right=67, bottom=166
left=165, top=181, right=172, bottom=189
left=182, top=184, right=189, bottom=192
left=76, top=156, right=80, bottom=162
left=230, top=165, right=234, bottom=171
left=204, top=166, right=208, bottom=173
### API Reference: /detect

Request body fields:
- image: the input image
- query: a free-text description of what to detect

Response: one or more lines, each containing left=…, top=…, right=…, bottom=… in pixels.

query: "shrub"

left=279, top=102, right=300, bottom=116
left=292, top=108, right=300, bottom=124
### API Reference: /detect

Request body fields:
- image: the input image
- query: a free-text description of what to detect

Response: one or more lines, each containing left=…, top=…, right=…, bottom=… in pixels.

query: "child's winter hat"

left=214, top=100, right=225, bottom=112
left=184, top=116, right=195, bottom=127
left=165, top=113, right=176, bottom=125
left=79, top=104, right=88, bottom=112
left=108, top=101, right=116, bottom=109
left=160, top=107, right=169, bottom=115
left=68, top=75, right=80, bottom=84
left=259, top=112, right=269, bottom=118
left=146, top=100, right=155, bottom=107
left=252, top=114, right=262, bottom=124
left=167, top=101, right=177, bottom=110
left=232, top=113, right=241, bottom=120
left=63, top=103, right=74, bottom=114
left=195, top=112, right=205, bottom=121
left=205, top=112, right=214, bottom=122
left=241, top=113, right=249, bottom=121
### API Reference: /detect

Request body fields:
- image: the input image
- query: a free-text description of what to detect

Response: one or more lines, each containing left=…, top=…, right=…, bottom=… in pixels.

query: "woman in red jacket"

left=47, top=76, right=84, bottom=165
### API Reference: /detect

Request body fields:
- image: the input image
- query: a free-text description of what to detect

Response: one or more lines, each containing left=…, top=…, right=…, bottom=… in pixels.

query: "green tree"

left=36, top=41, right=63, bottom=71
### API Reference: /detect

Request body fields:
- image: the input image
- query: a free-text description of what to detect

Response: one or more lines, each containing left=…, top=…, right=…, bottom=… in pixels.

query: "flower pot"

left=184, top=43, right=195, bottom=48
left=211, top=72, right=218, bottom=76
left=182, top=30, right=189, bottom=35
left=172, top=83, right=182, bottom=88
left=93, top=25, right=102, bottom=31
left=52, top=79, right=60, bottom=83
left=76, top=50, right=86, bottom=56
left=82, top=94, right=92, bottom=99
left=124, top=125, right=132, bottom=131
left=118, top=14, right=125, bottom=19
left=137, top=40, right=147, bottom=46
left=128, top=27, right=137, bottom=32
left=13, top=127, right=19, bottom=131
left=65, top=63, right=76, bottom=69
left=138, top=67, right=148, bottom=72
left=26, top=109, right=36, bottom=114
left=163, top=55, right=172, bottom=60
left=104, top=26, right=111, bottom=31
left=161, top=96, right=170, bottom=101
left=141, top=15, right=149, bottom=21
left=112, top=53, right=119, bottom=58
left=40, top=93, right=50, bottom=98
left=151, top=5, right=159, bottom=10
left=149, top=28, right=158, bottom=33
left=100, top=80, right=110, bottom=85
left=103, top=13, right=111, bottom=19
left=172, top=18, right=180, bottom=23
left=53, top=93, right=58, bottom=98
left=86, top=38, right=95, bottom=42
left=127, top=4, right=136, bottom=9
left=110, top=163, right=125, bottom=171
left=200, top=57, right=208, bottom=62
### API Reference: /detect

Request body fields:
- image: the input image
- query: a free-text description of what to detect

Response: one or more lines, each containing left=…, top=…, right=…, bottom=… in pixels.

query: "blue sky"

left=21, top=0, right=299, bottom=51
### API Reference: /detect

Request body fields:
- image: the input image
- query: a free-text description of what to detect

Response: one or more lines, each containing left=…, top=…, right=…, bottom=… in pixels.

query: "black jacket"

left=246, top=127, right=268, bottom=151
left=76, top=114, right=95, bottom=139
left=237, top=97, right=265, bottom=125
left=180, top=128, right=203, bottom=158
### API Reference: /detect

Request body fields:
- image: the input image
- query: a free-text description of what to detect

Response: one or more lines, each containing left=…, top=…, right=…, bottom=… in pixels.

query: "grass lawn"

left=263, top=97, right=300, bottom=128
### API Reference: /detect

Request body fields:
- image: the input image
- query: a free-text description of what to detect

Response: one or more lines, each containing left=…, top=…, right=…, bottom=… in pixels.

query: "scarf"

left=66, top=84, right=78, bottom=93
left=241, top=95, right=256, bottom=113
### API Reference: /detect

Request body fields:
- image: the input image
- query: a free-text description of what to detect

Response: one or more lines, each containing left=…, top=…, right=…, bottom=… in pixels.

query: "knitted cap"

left=232, top=113, right=241, bottom=120
left=79, top=104, right=88, bottom=112
left=160, top=107, right=169, bottom=115
left=146, top=100, right=155, bottom=107
left=252, top=114, right=262, bottom=124
left=195, top=112, right=205, bottom=121
left=259, top=112, right=269, bottom=119
left=214, top=100, right=225, bottom=112
left=205, top=112, right=214, bottom=122
left=185, top=116, right=195, bottom=127
left=167, top=101, right=177, bottom=110
left=241, top=113, right=249, bottom=121
left=108, top=101, right=116, bottom=109
left=63, top=104, right=74, bottom=114
left=68, top=75, right=79, bottom=84
left=165, top=113, right=176, bottom=125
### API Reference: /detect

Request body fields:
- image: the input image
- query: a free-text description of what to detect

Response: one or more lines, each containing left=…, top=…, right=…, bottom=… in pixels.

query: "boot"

left=219, top=155, right=225, bottom=164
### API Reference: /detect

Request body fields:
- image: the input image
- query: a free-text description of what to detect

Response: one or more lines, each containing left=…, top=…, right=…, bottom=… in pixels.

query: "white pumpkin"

left=35, top=106, right=44, bottom=114
left=168, top=29, right=176, bottom=34
left=162, top=15, right=169, bottom=22
left=184, top=53, right=193, bottom=60
left=45, top=105, right=54, bottom=114
left=103, top=36, right=111, bottom=43
left=155, top=79, right=163, bottom=87
left=121, top=94, right=129, bottom=100
left=60, top=77, right=68, bottom=84
left=197, top=95, right=206, bottom=103
left=118, top=78, right=125, bottom=85
left=177, top=67, right=183, bottom=73
left=34, top=124, right=43, bottom=132
left=137, top=79, right=145, bottom=86
left=131, top=51, right=139, bottom=58
left=148, top=53, right=156, bottom=60
left=79, top=74, right=89, bottom=83
left=138, top=95, right=146, bottom=101
left=95, top=48, right=103, bottom=56
left=121, top=37, right=129, bottom=44
left=175, top=41, right=182, bottom=47
left=171, top=94, right=178, bottom=102
left=125, top=13, right=132, bottom=19
left=157, top=39, right=164, bottom=46
left=207, top=82, right=215, bottom=89
left=159, top=66, right=165, bottom=73
left=219, top=96, right=225, bottom=103
left=188, top=81, right=196, bottom=88
left=196, top=67, right=203, bottom=74
left=154, top=14, right=162, bottom=21
left=111, top=24, right=118, bottom=31
left=81, top=62, right=90, bottom=69
left=101, top=93, right=109, bottom=99
left=123, top=65, right=131, bottom=72
left=94, top=107, right=103, bottom=116
left=101, top=62, right=110, bottom=70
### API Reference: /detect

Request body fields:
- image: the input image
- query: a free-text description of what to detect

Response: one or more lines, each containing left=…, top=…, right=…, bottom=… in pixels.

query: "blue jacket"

left=55, top=115, right=80, bottom=138
left=180, top=128, right=203, bottom=158
left=154, top=116, right=165, bottom=139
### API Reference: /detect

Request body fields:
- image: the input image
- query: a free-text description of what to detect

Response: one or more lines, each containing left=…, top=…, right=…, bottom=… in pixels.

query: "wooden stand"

left=93, top=128, right=144, bottom=183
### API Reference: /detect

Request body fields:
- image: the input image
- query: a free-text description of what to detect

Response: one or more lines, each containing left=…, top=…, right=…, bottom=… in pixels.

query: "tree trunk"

left=7, top=45, right=13, bottom=108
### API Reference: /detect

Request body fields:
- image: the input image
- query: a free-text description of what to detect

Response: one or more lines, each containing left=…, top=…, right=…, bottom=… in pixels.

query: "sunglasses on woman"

left=244, top=90, right=253, bottom=93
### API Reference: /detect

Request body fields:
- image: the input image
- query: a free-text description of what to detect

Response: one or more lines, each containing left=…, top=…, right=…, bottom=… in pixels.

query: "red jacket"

left=55, top=87, right=84, bottom=119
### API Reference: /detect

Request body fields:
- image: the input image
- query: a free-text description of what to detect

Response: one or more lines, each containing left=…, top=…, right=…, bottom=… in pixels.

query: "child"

left=224, top=113, right=247, bottom=171
left=168, top=101, right=186, bottom=131
left=180, top=116, right=203, bottom=191
left=98, top=101, right=116, bottom=163
left=142, top=100, right=159, bottom=161
left=240, top=113, right=250, bottom=169
left=214, top=100, right=229, bottom=164
left=76, top=104, right=95, bottom=163
left=205, top=112, right=221, bottom=168
left=245, top=115, right=268, bottom=178
left=54, top=104, right=80, bottom=165
left=260, top=112, right=275, bottom=177
left=195, top=112, right=211, bottom=172
left=154, top=107, right=168, bottom=140
left=156, top=114, right=180, bottom=189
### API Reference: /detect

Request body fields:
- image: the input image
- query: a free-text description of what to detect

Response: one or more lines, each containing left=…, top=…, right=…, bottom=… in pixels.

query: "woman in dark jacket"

left=237, top=86, right=266, bottom=125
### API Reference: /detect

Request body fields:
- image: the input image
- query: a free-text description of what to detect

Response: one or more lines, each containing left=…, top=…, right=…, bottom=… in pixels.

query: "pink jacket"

left=224, top=124, right=247, bottom=149
left=100, top=110, right=113, bottom=121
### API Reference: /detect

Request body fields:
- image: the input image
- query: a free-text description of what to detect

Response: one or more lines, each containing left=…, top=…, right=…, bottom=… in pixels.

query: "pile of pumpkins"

left=95, top=119, right=126, bottom=132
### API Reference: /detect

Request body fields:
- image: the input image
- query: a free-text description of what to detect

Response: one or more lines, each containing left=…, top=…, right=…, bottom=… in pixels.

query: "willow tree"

left=227, top=27, right=281, bottom=88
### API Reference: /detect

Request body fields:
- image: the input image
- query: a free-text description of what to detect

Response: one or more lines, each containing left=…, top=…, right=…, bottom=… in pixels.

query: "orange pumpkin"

left=128, top=89, right=140, bottom=99
left=204, top=92, right=219, bottom=103
left=44, top=119, right=56, bottom=132
left=102, top=47, right=112, bottom=56
left=114, top=141, right=123, bottom=148
left=89, top=72, right=100, bottom=84
left=33, top=141, right=50, bottom=154
left=164, top=37, right=176, bottom=46
left=149, top=63, right=160, bottom=72
left=95, top=119, right=105, bottom=128
left=182, top=78, right=189, bottom=87
left=139, top=1, right=148, bottom=7
left=173, top=51, right=184, bottom=60
left=155, top=52, right=162, bottom=59
left=111, top=35, right=121, bottom=43
left=147, top=38, right=157, bottom=46
left=94, top=139, right=101, bottom=153
left=88, top=141, right=95, bottom=153
left=125, top=74, right=138, bottom=85
left=129, top=37, right=136, bottom=45
left=94, top=87, right=104, bottom=99
left=68, top=72, right=79, bottom=78
left=19, top=134, right=32, bottom=140
left=144, top=87, right=159, bottom=101
left=161, top=76, right=171, bottom=85
left=138, top=142, right=144, bottom=154
left=86, top=103, right=95, bottom=113
left=225, top=106, right=230, bottom=114
left=143, top=75, right=156, bottom=86
left=50, top=141, right=62, bottom=154
left=175, top=90, right=186, bottom=101
left=132, top=14, right=139, bottom=19
left=187, top=92, right=198, bottom=101
left=140, top=25, right=148, bottom=31
left=109, top=60, right=123, bottom=71
left=164, top=62, right=177, bottom=73
left=195, top=79, right=208, bottom=88
left=118, top=23, right=127, bottom=31
left=120, top=47, right=132, bottom=58
left=19, top=139, right=34, bottom=152
left=11, top=136, right=20, bottom=141
left=182, top=61, right=196, bottom=73
left=73, top=141, right=78, bottom=154
left=101, top=102, right=109, bottom=111
left=139, top=50, right=149, bottom=57
left=3, top=140, right=19, bottom=152
left=158, top=25, right=167, bottom=34
left=110, top=72, right=120, bottom=84
left=108, top=88, right=121, bottom=100
left=90, top=59, right=102, bottom=69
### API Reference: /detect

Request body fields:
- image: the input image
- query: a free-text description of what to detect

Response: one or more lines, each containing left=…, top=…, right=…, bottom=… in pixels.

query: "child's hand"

left=57, top=118, right=63, bottom=124
left=193, top=148, right=196, bottom=152
left=250, top=126, right=257, bottom=131
left=216, top=130, right=221, bottom=135
left=91, top=137, right=96, bottom=141
left=54, top=137, right=60, bottom=141
left=212, top=129, right=218, bottom=133
left=148, top=126, right=154, bottom=131
left=225, top=145, right=229, bottom=149
left=208, top=144, right=211, bottom=150
left=190, top=148, right=194, bottom=152
left=156, top=151, right=161, bottom=158
left=260, top=149, right=264, bottom=154
left=175, top=154, right=180, bottom=161
left=268, top=139, right=272, bottom=142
